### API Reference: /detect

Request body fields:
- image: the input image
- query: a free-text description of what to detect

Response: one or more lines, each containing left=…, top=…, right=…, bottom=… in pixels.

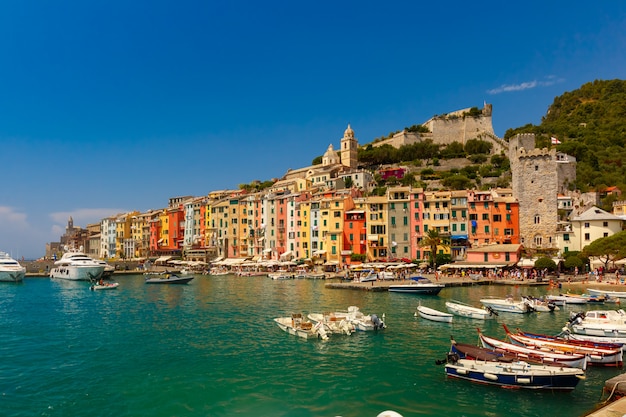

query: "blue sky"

left=1, top=1, right=625, bottom=259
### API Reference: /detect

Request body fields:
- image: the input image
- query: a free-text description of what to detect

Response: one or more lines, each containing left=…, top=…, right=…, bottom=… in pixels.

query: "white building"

left=559, top=206, right=624, bottom=254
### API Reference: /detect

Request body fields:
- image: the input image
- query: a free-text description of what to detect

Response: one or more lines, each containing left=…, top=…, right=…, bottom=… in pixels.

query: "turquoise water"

left=0, top=276, right=621, bottom=417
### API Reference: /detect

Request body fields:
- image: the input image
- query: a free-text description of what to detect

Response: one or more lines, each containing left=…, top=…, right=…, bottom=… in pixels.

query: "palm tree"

left=418, top=229, right=449, bottom=267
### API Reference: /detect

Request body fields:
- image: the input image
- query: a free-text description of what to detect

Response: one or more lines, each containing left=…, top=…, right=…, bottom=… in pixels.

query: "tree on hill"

left=505, top=79, right=626, bottom=191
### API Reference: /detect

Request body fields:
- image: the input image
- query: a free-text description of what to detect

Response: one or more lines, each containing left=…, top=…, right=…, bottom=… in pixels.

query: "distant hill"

left=504, top=79, right=626, bottom=192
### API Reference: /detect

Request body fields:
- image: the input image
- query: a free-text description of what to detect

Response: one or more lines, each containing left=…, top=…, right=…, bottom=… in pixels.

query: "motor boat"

left=307, top=312, right=356, bottom=335
left=388, top=276, right=445, bottom=295
left=49, top=247, right=105, bottom=281
left=274, top=313, right=329, bottom=340
left=144, top=273, right=194, bottom=284
left=445, top=300, right=497, bottom=320
left=0, top=251, right=26, bottom=282
left=480, top=296, right=533, bottom=314
left=567, top=309, right=626, bottom=337
left=312, top=306, right=385, bottom=331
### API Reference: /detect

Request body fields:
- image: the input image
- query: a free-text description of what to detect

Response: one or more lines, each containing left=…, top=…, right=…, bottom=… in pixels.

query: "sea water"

left=0, top=275, right=619, bottom=417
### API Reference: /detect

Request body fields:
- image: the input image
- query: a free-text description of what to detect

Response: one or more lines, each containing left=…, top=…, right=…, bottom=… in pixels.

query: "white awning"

left=211, top=256, right=224, bottom=263
left=263, top=248, right=272, bottom=253
left=313, top=250, right=326, bottom=256
left=157, top=239, right=164, bottom=244
left=279, top=250, right=293, bottom=259
left=155, top=256, right=172, bottom=263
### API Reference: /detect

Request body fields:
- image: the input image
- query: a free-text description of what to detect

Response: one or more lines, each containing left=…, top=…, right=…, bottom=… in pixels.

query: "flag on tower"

left=551, top=136, right=561, bottom=145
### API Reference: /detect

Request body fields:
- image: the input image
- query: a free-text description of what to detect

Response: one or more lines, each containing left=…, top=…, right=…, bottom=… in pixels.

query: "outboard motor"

left=371, top=314, right=386, bottom=330
left=568, top=311, right=585, bottom=325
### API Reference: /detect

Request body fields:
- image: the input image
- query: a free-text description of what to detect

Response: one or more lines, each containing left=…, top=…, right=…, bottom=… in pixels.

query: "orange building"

left=468, top=190, right=520, bottom=247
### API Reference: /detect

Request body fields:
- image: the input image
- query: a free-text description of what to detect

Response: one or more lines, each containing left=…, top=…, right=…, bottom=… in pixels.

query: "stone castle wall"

left=372, top=104, right=506, bottom=154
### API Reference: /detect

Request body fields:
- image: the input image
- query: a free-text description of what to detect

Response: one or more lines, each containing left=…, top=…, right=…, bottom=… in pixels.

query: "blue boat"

left=388, top=276, right=444, bottom=295
left=443, top=354, right=585, bottom=390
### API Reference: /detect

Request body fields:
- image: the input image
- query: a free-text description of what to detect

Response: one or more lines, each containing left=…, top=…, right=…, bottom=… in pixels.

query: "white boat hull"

left=274, top=316, right=328, bottom=340
left=0, top=270, right=26, bottom=282
left=417, top=306, right=453, bottom=323
left=90, top=282, right=119, bottom=291
left=480, top=298, right=529, bottom=314
left=445, top=301, right=494, bottom=320
left=588, top=288, right=626, bottom=299
left=50, top=265, right=105, bottom=281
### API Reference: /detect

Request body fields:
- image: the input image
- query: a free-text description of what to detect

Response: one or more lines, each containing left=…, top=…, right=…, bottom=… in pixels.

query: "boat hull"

left=274, top=317, right=328, bottom=340
left=0, top=270, right=25, bottom=282
left=388, top=285, right=444, bottom=295
left=445, top=359, right=584, bottom=390
left=479, top=333, right=588, bottom=369
left=50, top=265, right=105, bottom=281
left=145, top=275, right=193, bottom=284
left=507, top=332, right=623, bottom=366
left=417, top=306, right=453, bottom=323
left=90, top=282, right=119, bottom=291
left=480, top=299, right=529, bottom=314
left=588, top=288, right=626, bottom=299
left=445, top=301, right=494, bottom=320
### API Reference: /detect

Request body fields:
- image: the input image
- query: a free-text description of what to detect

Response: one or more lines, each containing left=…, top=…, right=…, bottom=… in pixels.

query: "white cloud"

left=487, top=76, right=565, bottom=95
left=0, top=206, right=47, bottom=259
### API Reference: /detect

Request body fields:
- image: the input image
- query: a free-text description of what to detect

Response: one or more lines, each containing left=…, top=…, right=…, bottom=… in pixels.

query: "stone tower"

left=340, top=124, right=358, bottom=169
left=508, top=133, right=576, bottom=252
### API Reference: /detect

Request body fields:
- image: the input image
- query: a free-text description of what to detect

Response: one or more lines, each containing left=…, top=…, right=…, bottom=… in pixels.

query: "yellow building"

left=364, top=195, right=388, bottom=261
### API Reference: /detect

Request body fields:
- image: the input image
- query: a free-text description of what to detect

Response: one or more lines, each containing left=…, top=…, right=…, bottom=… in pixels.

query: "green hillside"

left=505, top=79, right=626, bottom=192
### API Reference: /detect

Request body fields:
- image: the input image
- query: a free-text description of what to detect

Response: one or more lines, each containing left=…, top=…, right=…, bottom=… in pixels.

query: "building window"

left=603, top=221, right=608, bottom=227
left=584, top=222, right=590, bottom=228
left=505, top=253, right=510, bottom=262
left=482, top=213, right=489, bottom=220
left=493, top=214, right=502, bottom=222
left=534, top=215, right=540, bottom=224
left=585, top=233, right=590, bottom=240
left=563, top=233, right=569, bottom=241
left=484, top=253, right=488, bottom=262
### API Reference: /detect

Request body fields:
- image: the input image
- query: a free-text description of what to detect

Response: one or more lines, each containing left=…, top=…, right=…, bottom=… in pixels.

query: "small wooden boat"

left=416, top=304, right=453, bottom=323
left=144, top=273, right=194, bottom=284
left=274, top=313, right=329, bottom=340
left=503, top=325, right=623, bottom=367
left=90, top=282, right=119, bottom=291
left=445, top=300, right=497, bottom=320
left=478, top=330, right=588, bottom=369
left=443, top=355, right=585, bottom=391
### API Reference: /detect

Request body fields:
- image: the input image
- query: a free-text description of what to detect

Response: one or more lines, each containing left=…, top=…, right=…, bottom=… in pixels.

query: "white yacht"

left=49, top=247, right=105, bottom=281
left=0, top=252, right=26, bottom=282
